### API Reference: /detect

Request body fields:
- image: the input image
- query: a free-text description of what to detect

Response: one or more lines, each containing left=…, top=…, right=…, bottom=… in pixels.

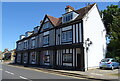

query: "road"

left=1, top=63, right=92, bottom=81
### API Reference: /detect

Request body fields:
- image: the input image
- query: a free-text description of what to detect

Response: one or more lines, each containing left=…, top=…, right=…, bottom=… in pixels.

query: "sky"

left=1, top=2, right=119, bottom=51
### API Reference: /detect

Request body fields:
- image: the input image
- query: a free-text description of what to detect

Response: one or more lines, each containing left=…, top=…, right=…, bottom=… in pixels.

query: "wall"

left=56, top=48, right=83, bottom=68
left=83, top=4, right=106, bottom=70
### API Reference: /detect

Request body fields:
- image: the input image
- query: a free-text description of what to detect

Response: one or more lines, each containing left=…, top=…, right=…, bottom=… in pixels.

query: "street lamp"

left=85, top=38, right=92, bottom=71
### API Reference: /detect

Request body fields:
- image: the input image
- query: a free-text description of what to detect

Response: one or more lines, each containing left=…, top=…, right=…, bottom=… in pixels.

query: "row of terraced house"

left=15, top=3, right=107, bottom=71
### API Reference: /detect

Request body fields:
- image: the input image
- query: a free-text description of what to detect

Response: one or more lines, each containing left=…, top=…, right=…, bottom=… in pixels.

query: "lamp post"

left=85, top=38, right=92, bottom=71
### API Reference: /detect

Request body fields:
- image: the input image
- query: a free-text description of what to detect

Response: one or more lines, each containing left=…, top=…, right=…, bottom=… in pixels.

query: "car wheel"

left=100, top=67, right=102, bottom=69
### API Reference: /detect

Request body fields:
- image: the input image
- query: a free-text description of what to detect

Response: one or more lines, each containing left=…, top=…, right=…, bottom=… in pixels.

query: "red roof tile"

left=47, top=15, right=60, bottom=26
left=46, top=3, right=96, bottom=27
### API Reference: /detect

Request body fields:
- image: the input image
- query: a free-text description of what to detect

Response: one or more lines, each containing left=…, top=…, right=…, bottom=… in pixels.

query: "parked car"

left=99, top=58, right=119, bottom=70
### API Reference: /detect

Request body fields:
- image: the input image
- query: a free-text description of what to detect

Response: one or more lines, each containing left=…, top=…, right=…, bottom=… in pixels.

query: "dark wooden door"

left=77, top=54, right=81, bottom=69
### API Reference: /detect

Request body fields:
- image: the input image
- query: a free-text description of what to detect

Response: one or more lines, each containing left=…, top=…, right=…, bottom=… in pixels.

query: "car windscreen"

left=101, top=59, right=110, bottom=62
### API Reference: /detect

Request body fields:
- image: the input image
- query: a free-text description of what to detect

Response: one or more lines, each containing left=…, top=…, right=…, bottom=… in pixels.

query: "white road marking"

left=0, top=69, right=2, bottom=71
left=91, top=73, right=103, bottom=76
left=6, top=64, right=87, bottom=80
left=5, top=71, right=14, bottom=75
left=19, top=76, right=28, bottom=80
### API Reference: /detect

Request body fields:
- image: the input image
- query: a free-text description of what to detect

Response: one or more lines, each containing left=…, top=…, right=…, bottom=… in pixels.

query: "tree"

left=101, top=5, right=120, bottom=61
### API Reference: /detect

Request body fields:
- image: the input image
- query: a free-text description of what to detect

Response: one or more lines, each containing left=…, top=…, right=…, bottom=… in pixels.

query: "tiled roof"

left=17, top=3, right=96, bottom=42
left=46, top=3, right=95, bottom=27
left=47, top=15, right=60, bottom=26
left=74, top=3, right=95, bottom=20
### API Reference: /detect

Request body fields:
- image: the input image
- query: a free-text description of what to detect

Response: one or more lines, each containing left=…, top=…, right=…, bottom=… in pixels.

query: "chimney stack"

left=65, top=5, right=74, bottom=13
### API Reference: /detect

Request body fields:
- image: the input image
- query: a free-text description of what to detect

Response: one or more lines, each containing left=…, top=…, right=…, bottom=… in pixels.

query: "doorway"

left=77, top=54, right=81, bottom=69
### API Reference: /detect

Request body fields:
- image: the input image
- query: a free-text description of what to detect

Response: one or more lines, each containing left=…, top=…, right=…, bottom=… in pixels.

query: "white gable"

left=44, top=18, right=49, bottom=22
left=40, top=17, right=53, bottom=32
left=83, top=4, right=106, bottom=71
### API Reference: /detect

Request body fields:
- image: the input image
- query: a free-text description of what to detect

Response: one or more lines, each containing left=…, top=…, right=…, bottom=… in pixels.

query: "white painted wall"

left=83, top=4, right=106, bottom=70
left=44, top=18, right=49, bottom=22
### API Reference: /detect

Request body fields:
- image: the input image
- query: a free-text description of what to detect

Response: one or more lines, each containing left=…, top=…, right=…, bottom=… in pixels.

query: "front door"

left=77, top=54, right=81, bottom=69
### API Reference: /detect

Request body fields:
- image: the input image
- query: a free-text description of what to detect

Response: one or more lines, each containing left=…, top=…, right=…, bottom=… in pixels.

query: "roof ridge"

left=47, top=14, right=59, bottom=19
left=75, top=3, right=96, bottom=12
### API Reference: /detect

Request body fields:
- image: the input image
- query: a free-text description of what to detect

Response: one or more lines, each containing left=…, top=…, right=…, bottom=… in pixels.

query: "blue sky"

left=1, top=2, right=118, bottom=51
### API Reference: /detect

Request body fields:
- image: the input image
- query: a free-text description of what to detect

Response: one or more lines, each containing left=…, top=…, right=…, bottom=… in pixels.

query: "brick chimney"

left=65, top=5, right=74, bottom=13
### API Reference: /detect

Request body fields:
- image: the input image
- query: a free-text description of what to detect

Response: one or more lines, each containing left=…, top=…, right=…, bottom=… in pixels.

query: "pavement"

left=2, top=62, right=118, bottom=81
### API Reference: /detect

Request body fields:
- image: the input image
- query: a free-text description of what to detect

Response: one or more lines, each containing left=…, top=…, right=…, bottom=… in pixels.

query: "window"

left=30, top=52, right=36, bottom=64
left=62, top=32, right=67, bottom=42
left=39, top=37, right=41, bottom=46
left=44, top=55, right=50, bottom=63
left=32, top=39, right=35, bottom=48
left=17, top=54, right=21, bottom=63
left=63, top=54, right=72, bottom=62
left=43, top=51, right=50, bottom=63
left=23, top=53, right=27, bottom=63
left=19, top=44, right=21, bottom=50
left=101, top=59, right=109, bottom=62
left=43, top=35, right=49, bottom=45
left=24, top=41, right=27, bottom=49
left=63, top=13, right=73, bottom=23
left=70, top=13, right=73, bottom=20
left=43, top=22, right=52, bottom=29
left=68, top=15, right=71, bottom=21
left=62, top=30, right=72, bottom=42
left=67, top=30, right=72, bottom=41
left=18, top=43, right=21, bottom=50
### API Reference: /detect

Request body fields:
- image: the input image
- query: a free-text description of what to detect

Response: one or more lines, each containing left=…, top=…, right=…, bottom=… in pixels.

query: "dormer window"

left=25, top=31, right=33, bottom=37
left=62, top=5, right=79, bottom=23
left=34, top=26, right=40, bottom=34
left=63, top=13, right=73, bottom=23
